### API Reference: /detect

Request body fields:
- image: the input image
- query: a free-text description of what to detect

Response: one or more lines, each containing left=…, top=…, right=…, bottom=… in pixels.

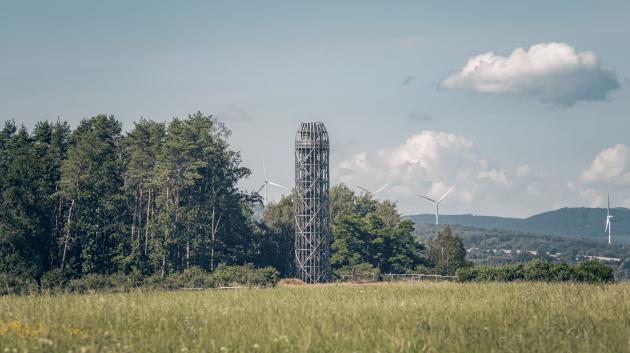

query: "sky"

left=1, top=0, right=630, bottom=218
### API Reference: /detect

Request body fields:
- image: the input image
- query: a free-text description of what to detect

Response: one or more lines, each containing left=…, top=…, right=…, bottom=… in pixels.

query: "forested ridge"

left=1, top=113, right=436, bottom=286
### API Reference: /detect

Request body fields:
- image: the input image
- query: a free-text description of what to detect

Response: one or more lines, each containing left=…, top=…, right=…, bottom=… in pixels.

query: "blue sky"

left=2, top=1, right=629, bottom=217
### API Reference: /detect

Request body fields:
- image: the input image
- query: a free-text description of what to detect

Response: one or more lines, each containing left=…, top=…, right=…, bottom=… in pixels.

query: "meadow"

left=1, top=282, right=629, bottom=353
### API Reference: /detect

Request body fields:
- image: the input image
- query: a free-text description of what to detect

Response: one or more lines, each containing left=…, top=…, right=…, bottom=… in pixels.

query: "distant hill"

left=407, top=207, right=630, bottom=240
left=407, top=214, right=521, bottom=230
left=412, top=223, right=630, bottom=280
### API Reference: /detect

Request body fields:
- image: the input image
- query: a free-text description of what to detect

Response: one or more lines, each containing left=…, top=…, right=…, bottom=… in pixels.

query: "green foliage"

left=0, top=120, right=70, bottom=279
left=67, top=274, right=124, bottom=293
left=143, top=265, right=278, bottom=290
left=1, top=113, right=262, bottom=287
left=335, top=262, right=380, bottom=276
left=573, top=260, right=614, bottom=282
left=0, top=273, right=38, bottom=296
left=414, top=223, right=630, bottom=280
left=523, top=258, right=554, bottom=281
left=456, top=259, right=615, bottom=283
left=40, top=268, right=69, bottom=291
left=329, top=186, right=426, bottom=274
left=58, top=115, right=127, bottom=275
left=211, top=264, right=279, bottom=287
left=257, top=184, right=428, bottom=276
left=254, top=194, right=295, bottom=277
left=428, top=225, right=467, bottom=275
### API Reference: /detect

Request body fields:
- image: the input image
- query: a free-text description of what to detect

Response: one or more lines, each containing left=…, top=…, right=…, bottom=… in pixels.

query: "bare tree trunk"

left=61, top=199, right=75, bottom=270
left=161, top=253, right=166, bottom=278
left=174, top=192, right=180, bottom=270
left=138, top=188, right=144, bottom=248
left=52, top=192, right=63, bottom=268
left=186, top=194, right=192, bottom=270
left=144, top=189, right=151, bottom=256
left=210, top=207, right=221, bottom=272
left=131, top=189, right=137, bottom=243
left=186, top=237, right=190, bottom=270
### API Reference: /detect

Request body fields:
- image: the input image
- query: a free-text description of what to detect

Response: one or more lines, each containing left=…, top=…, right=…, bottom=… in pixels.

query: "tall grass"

left=1, top=282, right=629, bottom=352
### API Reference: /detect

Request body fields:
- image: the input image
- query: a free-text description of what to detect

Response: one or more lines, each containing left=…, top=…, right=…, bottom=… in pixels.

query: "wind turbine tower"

left=257, top=160, right=289, bottom=206
left=605, top=193, right=613, bottom=245
left=419, top=187, right=454, bottom=235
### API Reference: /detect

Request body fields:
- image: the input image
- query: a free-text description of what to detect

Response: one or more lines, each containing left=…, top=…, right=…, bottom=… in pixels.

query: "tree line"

left=2, top=113, right=459, bottom=286
left=1, top=113, right=260, bottom=281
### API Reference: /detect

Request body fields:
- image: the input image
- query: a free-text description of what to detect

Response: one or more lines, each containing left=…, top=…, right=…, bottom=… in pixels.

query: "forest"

left=1, top=113, right=455, bottom=288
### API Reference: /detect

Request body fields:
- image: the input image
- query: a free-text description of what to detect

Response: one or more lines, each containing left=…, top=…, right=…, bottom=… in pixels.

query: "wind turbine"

left=356, top=181, right=391, bottom=197
left=605, top=193, right=613, bottom=245
left=257, top=161, right=289, bottom=206
left=418, top=187, right=454, bottom=233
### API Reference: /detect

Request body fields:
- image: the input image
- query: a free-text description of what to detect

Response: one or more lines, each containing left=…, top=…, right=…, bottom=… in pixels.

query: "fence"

left=382, top=273, right=456, bottom=282
left=336, top=272, right=456, bottom=283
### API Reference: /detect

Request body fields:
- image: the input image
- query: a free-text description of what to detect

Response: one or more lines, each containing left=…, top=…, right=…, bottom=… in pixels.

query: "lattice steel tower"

left=294, top=122, right=330, bottom=283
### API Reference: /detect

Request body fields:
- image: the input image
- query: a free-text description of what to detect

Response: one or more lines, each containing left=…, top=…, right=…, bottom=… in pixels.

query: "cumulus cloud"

left=333, top=133, right=630, bottom=217
left=477, top=168, right=508, bottom=184
left=333, top=131, right=521, bottom=215
left=580, top=144, right=630, bottom=184
left=408, top=110, right=433, bottom=122
left=217, top=105, right=254, bottom=123
left=440, top=42, right=620, bottom=106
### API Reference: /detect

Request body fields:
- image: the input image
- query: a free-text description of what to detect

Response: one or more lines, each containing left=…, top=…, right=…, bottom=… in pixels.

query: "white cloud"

left=580, top=144, right=630, bottom=184
left=334, top=131, right=515, bottom=215
left=515, top=164, right=532, bottom=177
left=334, top=133, right=630, bottom=217
left=440, top=42, right=620, bottom=106
left=338, top=152, right=368, bottom=170
left=477, top=169, right=508, bottom=184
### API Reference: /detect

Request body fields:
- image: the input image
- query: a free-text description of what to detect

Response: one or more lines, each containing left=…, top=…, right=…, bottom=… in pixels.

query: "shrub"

left=549, top=263, right=574, bottom=281
left=455, top=266, right=479, bottom=282
left=498, top=264, right=524, bottom=281
left=0, top=273, right=38, bottom=295
left=142, top=265, right=279, bottom=290
left=524, top=259, right=554, bottom=281
left=457, top=264, right=524, bottom=282
left=67, top=273, right=134, bottom=293
left=40, top=268, right=69, bottom=291
left=573, top=260, right=614, bottom=282
left=457, top=259, right=614, bottom=283
left=212, top=264, right=279, bottom=287
left=165, top=266, right=214, bottom=288
left=335, top=263, right=380, bottom=276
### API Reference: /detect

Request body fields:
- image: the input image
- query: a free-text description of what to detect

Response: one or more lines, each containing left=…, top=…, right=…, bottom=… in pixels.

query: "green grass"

left=1, top=282, right=630, bottom=352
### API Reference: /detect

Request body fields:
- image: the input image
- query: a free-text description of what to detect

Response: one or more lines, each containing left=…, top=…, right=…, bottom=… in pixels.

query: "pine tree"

left=58, top=115, right=126, bottom=274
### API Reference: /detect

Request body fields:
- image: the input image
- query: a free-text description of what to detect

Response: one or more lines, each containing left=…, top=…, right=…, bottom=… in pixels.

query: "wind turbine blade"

left=356, top=185, right=372, bottom=195
left=418, top=195, right=437, bottom=203
left=262, top=160, right=267, bottom=181
left=438, top=187, right=454, bottom=203
left=268, top=181, right=289, bottom=190
left=605, top=219, right=610, bottom=232
left=257, top=183, right=266, bottom=193
left=373, top=181, right=391, bottom=195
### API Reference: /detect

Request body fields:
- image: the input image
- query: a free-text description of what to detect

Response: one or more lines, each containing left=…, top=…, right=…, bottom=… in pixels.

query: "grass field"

left=1, top=282, right=629, bottom=353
